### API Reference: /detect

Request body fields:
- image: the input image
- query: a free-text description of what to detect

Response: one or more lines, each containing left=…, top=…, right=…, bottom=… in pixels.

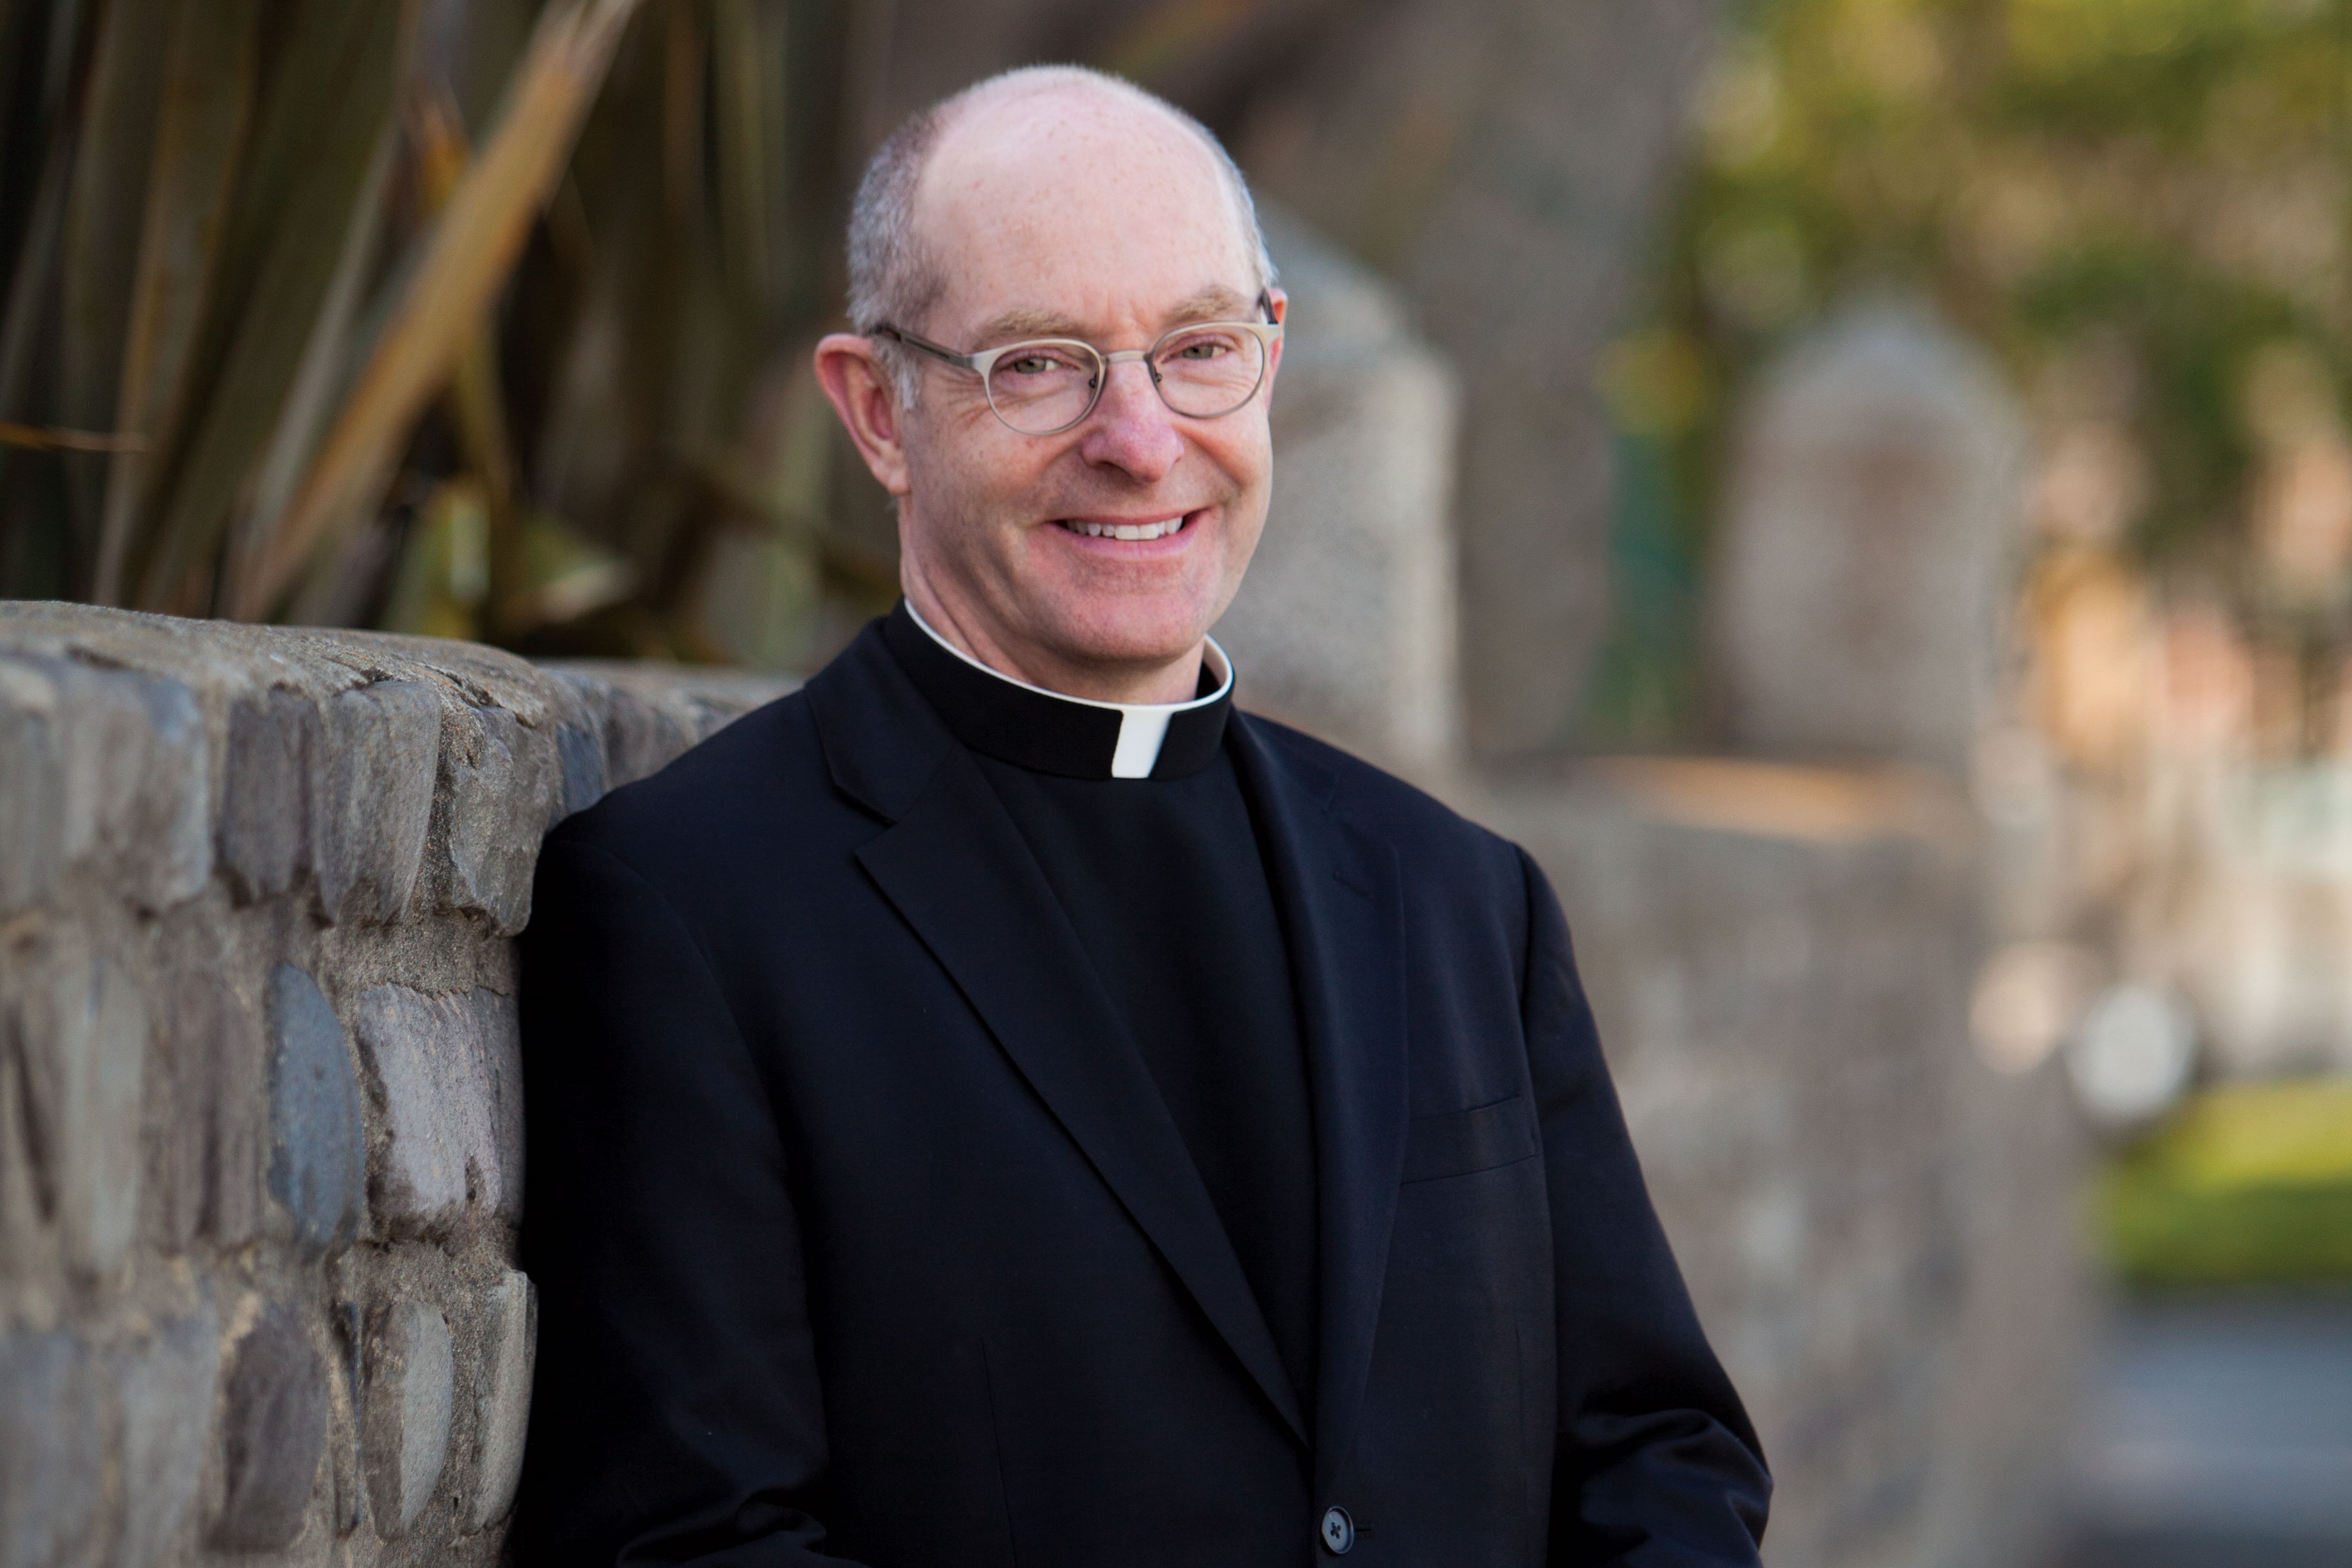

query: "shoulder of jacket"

left=543, top=688, right=838, bottom=877
left=1240, top=712, right=1522, bottom=873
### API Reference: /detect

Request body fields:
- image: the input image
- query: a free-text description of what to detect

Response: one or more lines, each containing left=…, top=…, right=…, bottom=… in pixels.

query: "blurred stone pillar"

left=1240, top=0, right=1726, bottom=757
left=1712, top=297, right=2028, bottom=775
left=1214, top=205, right=1461, bottom=771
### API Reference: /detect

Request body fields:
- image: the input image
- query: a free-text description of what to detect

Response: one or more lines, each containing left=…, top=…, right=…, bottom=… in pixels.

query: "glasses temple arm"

left=873, top=325, right=979, bottom=371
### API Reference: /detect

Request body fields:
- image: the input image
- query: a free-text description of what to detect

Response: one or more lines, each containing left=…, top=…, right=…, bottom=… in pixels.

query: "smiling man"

left=514, top=66, right=1768, bottom=1567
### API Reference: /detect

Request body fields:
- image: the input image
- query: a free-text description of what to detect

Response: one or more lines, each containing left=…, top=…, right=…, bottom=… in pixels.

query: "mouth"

left=1054, top=511, right=1197, bottom=542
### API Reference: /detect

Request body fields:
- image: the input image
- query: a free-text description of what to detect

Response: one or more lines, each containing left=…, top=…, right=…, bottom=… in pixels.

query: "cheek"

left=1206, top=426, right=1275, bottom=538
left=1212, top=411, right=1275, bottom=484
left=908, top=423, right=1048, bottom=529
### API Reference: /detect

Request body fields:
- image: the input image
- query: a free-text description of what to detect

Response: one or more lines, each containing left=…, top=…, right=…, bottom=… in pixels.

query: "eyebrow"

left=968, top=307, right=1091, bottom=344
left=966, top=285, right=1258, bottom=349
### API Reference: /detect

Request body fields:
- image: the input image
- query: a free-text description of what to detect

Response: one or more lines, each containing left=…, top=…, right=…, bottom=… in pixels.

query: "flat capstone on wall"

left=0, top=602, right=791, bottom=1565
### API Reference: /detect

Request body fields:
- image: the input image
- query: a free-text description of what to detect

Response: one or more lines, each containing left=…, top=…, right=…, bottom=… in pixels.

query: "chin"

left=1038, top=591, right=1222, bottom=668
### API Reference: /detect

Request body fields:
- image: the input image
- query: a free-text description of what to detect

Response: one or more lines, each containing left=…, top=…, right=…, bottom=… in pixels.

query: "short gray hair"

left=846, top=65, right=1278, bottom=403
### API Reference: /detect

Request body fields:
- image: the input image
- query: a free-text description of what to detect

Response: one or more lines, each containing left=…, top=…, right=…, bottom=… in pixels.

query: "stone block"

left=210, top=1304, right=329, bottom=1552
left=156, top=971, right=263, bottom=1253
left=544, top=663, right=793, bottom=790
left=0, top=1331, right=102, bottom=1565
left=66, top=665, right=209, bottom=911
left=61, top=663, right=212, bottom=912
left=555, top=722, right=607, bottom=819
left=110, top=1307, right=221, bottom=1567
left=439, top=705, right=558, bottom=935
left=1215, top=206, right=1462, bottom=768
left=266, top=967, right=364, bottom=1258
left=601, top=684, right=700, bottom=790
left=312, top=680, right=442, bottom=925
left=1713, top=298, right=2027, bottom=774
left=352, top=986, right=520, bottom=1236
left=0, top=658, right=67, bottom=915
left=0, top=656, right=209, bottom=914
left=16, top=945, right=151, bottom=1279
left=363, top=1300, right=454, bottom=1538
left=218, top=689, right=318, bottom=904
left=469, top=1271, right=536, bottom=1530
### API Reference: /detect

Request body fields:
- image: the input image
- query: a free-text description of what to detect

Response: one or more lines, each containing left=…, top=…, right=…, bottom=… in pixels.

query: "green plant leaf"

left=92, top=0, right=259, bottom=605
left=381, top=474, right=494, bottom=640
left=132, top=0, right=403, bottom=612
left=60, top=0, right=173, bottom=563
left=710, top=0, right=781, bottom=319
left=229, top=114, right=400, bottom=607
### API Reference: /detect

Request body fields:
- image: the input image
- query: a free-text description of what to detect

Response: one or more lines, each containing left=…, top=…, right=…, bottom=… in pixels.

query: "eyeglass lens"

left=985, top=325, right=1268, bottom=435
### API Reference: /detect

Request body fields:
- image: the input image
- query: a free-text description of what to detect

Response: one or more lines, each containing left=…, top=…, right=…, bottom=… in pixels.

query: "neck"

left=903, top=583, right=1206, bottom=705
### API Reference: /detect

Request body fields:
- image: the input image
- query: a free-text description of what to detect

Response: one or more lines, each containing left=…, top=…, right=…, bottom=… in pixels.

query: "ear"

left=1261, top=286, right=1289, bottom=398
left=814, top=334, right=913, bottom=496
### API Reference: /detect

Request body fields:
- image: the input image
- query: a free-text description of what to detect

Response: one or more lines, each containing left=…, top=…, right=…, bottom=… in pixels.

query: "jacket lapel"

left=813, top=630, right=1307, bottom=1446
left=1228, top=716, right=1411, bottom=1498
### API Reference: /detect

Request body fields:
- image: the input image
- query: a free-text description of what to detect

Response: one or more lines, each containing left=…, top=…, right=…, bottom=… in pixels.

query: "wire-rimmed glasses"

left=873, top=297, right=1283, bottom=437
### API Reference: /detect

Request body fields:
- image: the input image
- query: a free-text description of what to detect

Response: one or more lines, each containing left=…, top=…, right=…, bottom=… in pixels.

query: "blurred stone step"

left=2063, top=1292, right=2352, bottom=1567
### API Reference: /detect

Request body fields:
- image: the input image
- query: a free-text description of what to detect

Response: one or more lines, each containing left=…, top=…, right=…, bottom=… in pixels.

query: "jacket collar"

left=882, top=599, right=1233, bottom=780
left=805, top=616, right=957, bottom=825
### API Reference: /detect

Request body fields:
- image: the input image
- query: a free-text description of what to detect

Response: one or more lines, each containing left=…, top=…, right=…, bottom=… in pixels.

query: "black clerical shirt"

left=881, top=603, right=1320, bottom=1416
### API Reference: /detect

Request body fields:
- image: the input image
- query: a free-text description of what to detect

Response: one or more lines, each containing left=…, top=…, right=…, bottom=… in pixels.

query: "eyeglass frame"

left=871, top=293, right=1285, bottom=437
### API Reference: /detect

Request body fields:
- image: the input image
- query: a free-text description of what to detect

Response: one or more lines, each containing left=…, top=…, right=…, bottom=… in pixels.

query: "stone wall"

left=1241, top=0, right=1727, bottom=756
left=0, top=602, right=790, bottom=1565
left=1212, top=204, right=1461, bottom=771
left=1481, top=760, right=2088, bottom=1568
left=1711, top=298, right=2027, bottom=775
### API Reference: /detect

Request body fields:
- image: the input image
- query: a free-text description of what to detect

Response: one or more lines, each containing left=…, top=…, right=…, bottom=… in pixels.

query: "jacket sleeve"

left=513, top=834, right=862, bottom=1567
left=1518, top=848, right=1772, bottom=1567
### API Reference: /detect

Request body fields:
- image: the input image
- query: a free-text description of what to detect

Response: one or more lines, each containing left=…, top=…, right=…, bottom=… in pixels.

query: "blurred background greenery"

left=1594, top=0, right=2352, bottom=754
left=2101, top=1077, right=2352, bottom=1285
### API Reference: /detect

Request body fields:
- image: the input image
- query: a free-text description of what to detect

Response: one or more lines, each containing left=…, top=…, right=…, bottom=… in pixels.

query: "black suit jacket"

left=514, top=621, right=1768, bottom=1566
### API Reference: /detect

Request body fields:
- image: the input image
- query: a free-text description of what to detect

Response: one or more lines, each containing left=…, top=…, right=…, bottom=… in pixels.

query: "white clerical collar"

left=903, top=598, right=1234, bottom=779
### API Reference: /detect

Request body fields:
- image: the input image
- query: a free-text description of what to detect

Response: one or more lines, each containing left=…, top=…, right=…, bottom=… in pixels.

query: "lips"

left=1056, top=513, right=1192, bottom=541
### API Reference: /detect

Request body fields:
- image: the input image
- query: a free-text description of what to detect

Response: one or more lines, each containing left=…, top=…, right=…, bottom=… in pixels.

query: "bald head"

left=847, top=67, right=1275, bottom=394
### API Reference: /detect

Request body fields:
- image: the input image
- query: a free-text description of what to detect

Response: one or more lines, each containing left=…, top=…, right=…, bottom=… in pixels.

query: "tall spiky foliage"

left=0, top=0, right=891, bottom=665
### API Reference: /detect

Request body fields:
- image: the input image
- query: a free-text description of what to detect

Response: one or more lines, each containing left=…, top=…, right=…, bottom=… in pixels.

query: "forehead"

left=911, top=87, right=1257, bottom=335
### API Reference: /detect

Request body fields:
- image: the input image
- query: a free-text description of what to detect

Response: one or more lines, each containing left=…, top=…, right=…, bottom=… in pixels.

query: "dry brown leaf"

left=239, top=0, right=651, bottom=620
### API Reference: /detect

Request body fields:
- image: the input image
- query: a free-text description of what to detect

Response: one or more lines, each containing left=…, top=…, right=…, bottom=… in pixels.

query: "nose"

left=1075, top=357, right=1184, bottom=482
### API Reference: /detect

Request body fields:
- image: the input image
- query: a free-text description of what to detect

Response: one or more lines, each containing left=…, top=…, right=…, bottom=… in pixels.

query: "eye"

left=996, top=344, right=1090, bottom=378
left=1159, top=329, right=1244, bottom=364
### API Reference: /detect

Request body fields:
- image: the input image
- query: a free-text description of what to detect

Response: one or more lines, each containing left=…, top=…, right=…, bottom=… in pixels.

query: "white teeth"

left=1067, top=515, right=1185, bottom=540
